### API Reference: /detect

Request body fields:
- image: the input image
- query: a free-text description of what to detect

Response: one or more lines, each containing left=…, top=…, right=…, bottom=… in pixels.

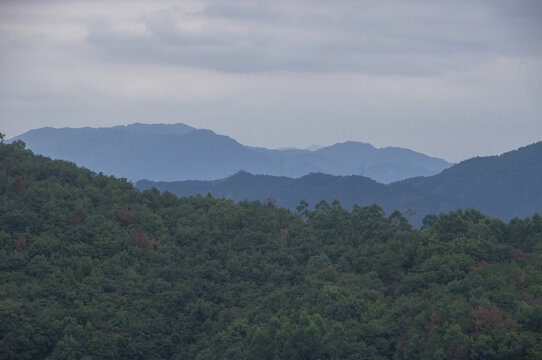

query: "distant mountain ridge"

left=393, top=141, right=542, bottom=221
left=137, top=141, right=542, bottom=225
left=11, top=123, right=452, bottom=183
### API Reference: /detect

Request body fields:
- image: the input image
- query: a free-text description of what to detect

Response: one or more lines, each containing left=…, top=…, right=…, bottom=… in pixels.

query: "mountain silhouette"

left=137, top=141, right=542, bottom=225
left=11, top=123, right=451, bottom=183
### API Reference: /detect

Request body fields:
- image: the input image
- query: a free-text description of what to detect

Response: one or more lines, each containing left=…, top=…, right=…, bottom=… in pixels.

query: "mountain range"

left=3, top=128, right=540, bottom=359
left=137, top=141, right=542, bottom=225
left=11, top=123, right=452, bottom=184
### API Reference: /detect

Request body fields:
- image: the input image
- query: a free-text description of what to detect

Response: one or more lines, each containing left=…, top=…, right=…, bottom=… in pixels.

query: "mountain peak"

left=12, top=123, right=452, bottom=183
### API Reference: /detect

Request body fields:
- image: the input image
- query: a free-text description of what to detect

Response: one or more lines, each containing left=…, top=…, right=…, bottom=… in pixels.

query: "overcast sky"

left=1, top=0, right=541, bottom=162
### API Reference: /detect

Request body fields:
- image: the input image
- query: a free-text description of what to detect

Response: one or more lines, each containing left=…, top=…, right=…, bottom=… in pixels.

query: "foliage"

left=138, top=140, right=542, bottom=225
left=1, top=141, right=542, bottom=359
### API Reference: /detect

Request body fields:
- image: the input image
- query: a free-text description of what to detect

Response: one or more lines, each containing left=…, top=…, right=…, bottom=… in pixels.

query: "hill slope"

left=11, top=123, right=451, bottom=183
left=137, top=171, right=453, bottom=225
left=1, top=140, right=542, bottom=359
left=137, top=141, right=542, bottom=223
left=393, top=141, right=542, bottom=220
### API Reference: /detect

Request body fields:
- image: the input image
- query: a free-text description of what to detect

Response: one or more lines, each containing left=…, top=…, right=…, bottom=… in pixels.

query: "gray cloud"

left=80, top=0, right=542, bottom=74
left=1, top=0, right=541, bottom=162
left=203, top=3, right=284, bottom=21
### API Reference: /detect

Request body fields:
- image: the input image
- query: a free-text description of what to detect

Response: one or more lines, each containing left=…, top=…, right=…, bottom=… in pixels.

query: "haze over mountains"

left=3, top=134, right=542, bottom=359
left=11, top=123, right=451, bottom=184
left=137, top=141, right=542, bottom=225
left=11, top=123, right=542, bottom=225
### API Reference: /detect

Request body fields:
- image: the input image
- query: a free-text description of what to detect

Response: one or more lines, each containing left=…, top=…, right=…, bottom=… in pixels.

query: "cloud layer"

left=1, top=0, right=541, bottom=161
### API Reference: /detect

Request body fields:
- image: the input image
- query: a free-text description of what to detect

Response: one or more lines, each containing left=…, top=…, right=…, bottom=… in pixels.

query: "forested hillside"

left=137, top=171, right=456, bottom=226
left=138, top=141, right=542, bottom=225
left=1, top=140, right=542, bottom=359
left=394, top=141, right=542, bottom=221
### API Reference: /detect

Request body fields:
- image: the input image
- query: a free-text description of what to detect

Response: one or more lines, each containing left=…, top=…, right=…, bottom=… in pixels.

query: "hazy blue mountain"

left=392, top=141, right=542, bottom=221
left=137, top=171, right=389, bottom=211
left=137, top=141, right=542, bottom=224
left=11, top=123, right=452, bottom=183
left=313, top=141, right=450, bottom=182
left=136, top=171, right=457, bottom=226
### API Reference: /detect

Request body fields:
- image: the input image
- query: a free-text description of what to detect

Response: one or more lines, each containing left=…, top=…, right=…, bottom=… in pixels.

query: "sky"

left=1, top=0, right=541, bottom=162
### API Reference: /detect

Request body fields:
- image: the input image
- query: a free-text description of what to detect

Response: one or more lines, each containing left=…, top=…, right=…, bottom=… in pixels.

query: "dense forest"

left=1, top=140, right=542, bottom=359
left=138, top=141, right=542, bottom=225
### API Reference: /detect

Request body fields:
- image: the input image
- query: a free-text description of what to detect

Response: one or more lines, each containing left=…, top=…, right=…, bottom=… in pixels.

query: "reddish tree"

left=470, top=260, right=489, bottom=272
left=508, top=249, right=525, bottom=262
left=471, top=306, right=515, bottom=338
left=131, top=229, right=154, bottom=251
left=503, top=314, right=517, bottom=330
left=117, top=206, right=135, bottom=227
left=280, top=228, right=289, bottom=240
left=421, top=312, right=441, bottom=338
left=14, top=235, right=27, bottom=251
left=13, top=175, right=29, bottom=189
left=67, top=212, right=84, bottom=226
left=489, top=242, right=502, bottom=249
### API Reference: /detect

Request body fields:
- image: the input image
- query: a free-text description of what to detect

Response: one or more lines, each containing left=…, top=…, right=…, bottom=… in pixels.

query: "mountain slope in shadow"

left=137, top=141, right=542, bottom=225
